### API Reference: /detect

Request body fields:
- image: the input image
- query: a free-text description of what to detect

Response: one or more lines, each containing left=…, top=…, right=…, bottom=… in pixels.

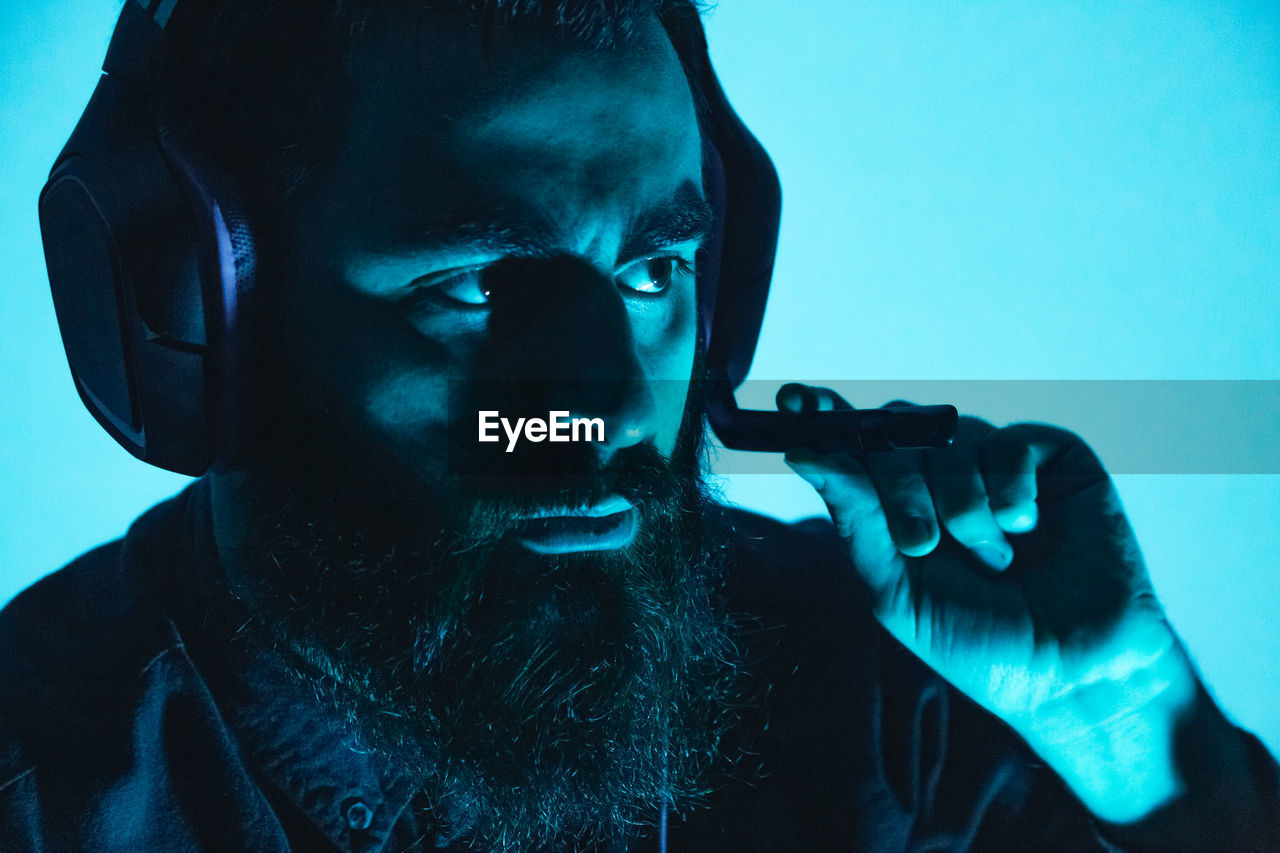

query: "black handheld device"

left=709, top=391, right=958, bottom=454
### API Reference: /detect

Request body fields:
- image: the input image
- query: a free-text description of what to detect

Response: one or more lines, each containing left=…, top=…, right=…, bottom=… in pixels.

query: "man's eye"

left=615, top=255, right=694, bottom=295
left=413, top=266, right=491, bottom=307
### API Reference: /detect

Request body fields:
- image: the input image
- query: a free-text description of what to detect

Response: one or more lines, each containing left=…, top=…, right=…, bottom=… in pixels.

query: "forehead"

left=312, top=12, right=703, bottom=255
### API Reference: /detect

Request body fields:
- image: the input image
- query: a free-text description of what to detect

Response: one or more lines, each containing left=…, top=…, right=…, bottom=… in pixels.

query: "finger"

left=986, top=423, right=1111, bottom=507
left=783, top=448, right=902, bottom=601
left=778, top=385, right=936, bottom=556
left=775, top=383, right=809, bottom=413
left=862, top=446, right=938, bottom=558
left=981, top=427, right=1043, bottom=533
left=785, top=390, right=940, bottom=557
left=927, top=416, right=1013, bottom=571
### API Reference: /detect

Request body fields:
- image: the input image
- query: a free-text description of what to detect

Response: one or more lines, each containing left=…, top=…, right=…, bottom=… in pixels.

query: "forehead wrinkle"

left=446, top=54, right=701, bottom=261
left=322, top=11, right=701, bottom=267
left=449, top=12, right=698, bottom=170
left=435, top=150, right=694, bottom=264
left=454, top=46, right=695, bottom=168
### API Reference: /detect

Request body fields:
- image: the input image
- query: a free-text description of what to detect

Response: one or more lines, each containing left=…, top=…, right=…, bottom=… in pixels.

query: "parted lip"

left=514, top=494, right=635, bottom=521
left=511, top=496, right=639, bottom=554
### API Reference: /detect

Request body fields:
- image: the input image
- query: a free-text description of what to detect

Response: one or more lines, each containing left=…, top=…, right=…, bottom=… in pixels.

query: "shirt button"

left=342, top=797, right=374, bottom=832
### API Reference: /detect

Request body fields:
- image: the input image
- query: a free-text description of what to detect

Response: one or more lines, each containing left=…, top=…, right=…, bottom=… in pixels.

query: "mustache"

left=247, top=438, right=697, bottom=567
left=457, top=440, right=692, bottom=542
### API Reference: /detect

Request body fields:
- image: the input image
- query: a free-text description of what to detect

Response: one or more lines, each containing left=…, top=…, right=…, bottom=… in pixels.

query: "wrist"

left=1013, top=620, right=1275, bottom=849
left=1018, top=625, right=1201, bottom=824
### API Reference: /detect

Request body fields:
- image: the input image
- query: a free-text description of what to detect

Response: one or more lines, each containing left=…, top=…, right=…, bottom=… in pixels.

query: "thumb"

left=784, top=448, right=904, bottom=606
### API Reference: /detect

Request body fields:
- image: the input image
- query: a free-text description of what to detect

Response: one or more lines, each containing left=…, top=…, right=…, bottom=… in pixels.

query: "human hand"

left=778, top=384, right=1206, bottom=824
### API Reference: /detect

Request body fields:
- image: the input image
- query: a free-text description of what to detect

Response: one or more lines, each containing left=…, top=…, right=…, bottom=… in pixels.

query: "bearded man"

left=2, top=1, right=1277, bottom=850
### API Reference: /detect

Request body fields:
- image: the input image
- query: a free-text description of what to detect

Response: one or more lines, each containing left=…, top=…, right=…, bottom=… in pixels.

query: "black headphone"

left=40, top=0, right=254, bottom=475
left=40, top=0, right=952, bottom=475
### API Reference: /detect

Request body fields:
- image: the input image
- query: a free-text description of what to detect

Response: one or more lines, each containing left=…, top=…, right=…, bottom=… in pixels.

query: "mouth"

left=510, top=495, right=639, bottom=555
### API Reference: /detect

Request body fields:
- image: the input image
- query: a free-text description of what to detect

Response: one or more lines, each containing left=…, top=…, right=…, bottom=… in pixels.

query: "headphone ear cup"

left=664, top=7, right=781, bottom=394
left=696, top=140, right=728, bottom=353
left=40, top=72, right=216, bottom=475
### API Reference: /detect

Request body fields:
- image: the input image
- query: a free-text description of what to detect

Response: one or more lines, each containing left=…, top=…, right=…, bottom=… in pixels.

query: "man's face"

left=274, top=10, right=705, bottom=525
left=232, top=12, right=741, bottom=850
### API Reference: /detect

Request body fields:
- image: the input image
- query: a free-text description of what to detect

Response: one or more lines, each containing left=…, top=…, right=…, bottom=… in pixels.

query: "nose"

left=479, top=255, right=657, bottom=460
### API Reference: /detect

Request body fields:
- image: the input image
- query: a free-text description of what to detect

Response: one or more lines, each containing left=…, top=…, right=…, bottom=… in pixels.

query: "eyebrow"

left=391, top=205, right=555, bottom=258
left=620, top=180, right=715, bottom=260
left=386, top=179, right=714, bottom=262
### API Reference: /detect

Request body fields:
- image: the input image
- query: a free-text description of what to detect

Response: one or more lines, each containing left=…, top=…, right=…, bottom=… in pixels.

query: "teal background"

left=2, top=1, right=1277, bottom=756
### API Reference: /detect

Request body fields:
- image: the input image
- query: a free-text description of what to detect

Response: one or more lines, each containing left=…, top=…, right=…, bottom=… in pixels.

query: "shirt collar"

left=219, top=642, right=422, bottom=851
left=162, top=478, right=428, bottom=852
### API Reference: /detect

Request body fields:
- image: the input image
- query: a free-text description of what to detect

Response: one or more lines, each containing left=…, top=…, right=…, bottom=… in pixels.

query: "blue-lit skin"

left=781, top=386, right=1258, bottom=835
left=209, top=12, right=703, bottom=500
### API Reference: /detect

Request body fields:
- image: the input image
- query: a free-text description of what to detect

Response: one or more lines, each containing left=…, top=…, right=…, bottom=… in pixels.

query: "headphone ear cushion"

left=159, top=133, right=260, bottom=464
left=40, top=73, right=216, bottom=475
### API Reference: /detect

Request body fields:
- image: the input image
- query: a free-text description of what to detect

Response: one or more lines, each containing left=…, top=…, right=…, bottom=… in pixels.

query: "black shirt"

left=2, top=481, right=1276, bottom=851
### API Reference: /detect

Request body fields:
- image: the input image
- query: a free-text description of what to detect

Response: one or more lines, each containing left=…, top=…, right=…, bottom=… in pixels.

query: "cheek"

left=361, top=367, right=454, bottom=474
left=276, top=275, right=463, bottom=461
left=638, top=287, right=698, bottom=453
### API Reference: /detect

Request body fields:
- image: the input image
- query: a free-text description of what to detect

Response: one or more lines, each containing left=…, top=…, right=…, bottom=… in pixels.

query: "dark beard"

left=235, top=418, right=745, bottom=849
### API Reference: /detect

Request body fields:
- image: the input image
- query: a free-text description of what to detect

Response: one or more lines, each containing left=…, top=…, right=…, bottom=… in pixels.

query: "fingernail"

left=973, top=541, right=1012, bottom=571
left=895, top=514, right=931, bottom=547
left=784, top=454, right=826, bottom=490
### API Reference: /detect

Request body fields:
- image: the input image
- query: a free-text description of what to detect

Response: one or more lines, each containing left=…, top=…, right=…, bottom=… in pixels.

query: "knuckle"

left=985, top=474, right=1033, bottom=505
left=944, top=495, right=992, bottom=527
left=832, top=514, right=860, bottom=541
left=928, top=468, right=978, bottom=496
left=880, top=474, right=931, bottom=510
left=980, top=437, right=1033, bottom=476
